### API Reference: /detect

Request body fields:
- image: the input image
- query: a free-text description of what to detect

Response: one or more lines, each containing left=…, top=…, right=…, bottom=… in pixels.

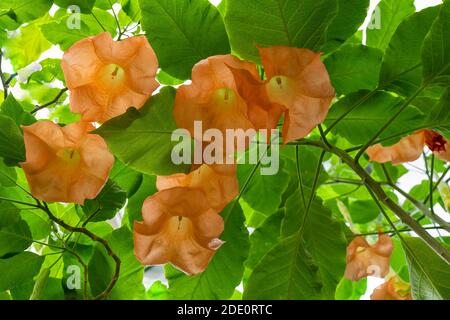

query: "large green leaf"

left=427, top=88, right=450, bottom=140
left=237, top=159, right=289, bottom=217
left=325, top=91, right=426, bottom=145
left=324, top=44, right=383, bottom=95
left=0, top=0, right=53, bottom=26
left=245, top=196, right=346, bottom=299
left=0, top=114, right=25, bottom=166
left=0, top=95, right=36, bottom=126
left=139, top=0, right=230, bottom=80
left=88, top=244, right=113, bottom=297
left=0, top=252, right=44, bottom=292
left=41, top=8, right=117, bottom=50
left=166, top=200, right=249, bottom=299
left=54, top=0, right=95, bottom=13
left=366, top=0, right=415, bottom=51
left=224, top=0, right=338, bottom=62
left=403, top=237, right=450, bottom=300
left=95, top=87, right=190, bottom=176
left=82, top=180, right=127, bottom=222
left=422, top=0, right=450, bottom=86
left=0, top=219, right=32, bottom=257
left=379, top=6, right=440, bottom=96
left=323, top=0, right=370, bottom=52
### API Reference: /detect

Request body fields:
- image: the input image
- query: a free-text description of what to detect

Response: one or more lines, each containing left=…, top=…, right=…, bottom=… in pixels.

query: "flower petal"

left=367, top=131, right=426, bottom=165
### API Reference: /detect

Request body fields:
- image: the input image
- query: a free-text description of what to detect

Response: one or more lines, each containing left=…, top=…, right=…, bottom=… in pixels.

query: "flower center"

left=425, top=130, right=447, bottom=153
left=97, top=64, right=126, bottom=91
left=266, top=75, right=295, bottom=106
left=56, top=148, right=81, bottom=166
left=212, top=88, right=237, bottom=108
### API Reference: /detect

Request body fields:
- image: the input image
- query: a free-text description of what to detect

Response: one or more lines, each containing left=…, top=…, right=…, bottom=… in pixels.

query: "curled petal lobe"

left=371, top=276, right=412, bottom=300
left=157, top=164, right=238, bottom=212
left=62, top=32, right=159, bottom=123
left=133, top=188, right=224, bottom=275
left=21, top=121, right=114, bottom=205
left=367, top=131, right=426, bottom=165
left=344, top=234, right=394, bottom=281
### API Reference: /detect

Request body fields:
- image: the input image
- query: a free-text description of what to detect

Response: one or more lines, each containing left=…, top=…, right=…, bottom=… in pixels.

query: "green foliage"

left=224, top=0, right=338, bottom=62
left=139, top=0, right=230, bottom=80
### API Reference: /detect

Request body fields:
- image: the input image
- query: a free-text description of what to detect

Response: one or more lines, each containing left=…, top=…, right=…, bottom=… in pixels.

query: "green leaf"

left=335, top=278, right=367, bottom=300
left=427, top=88, right=450, bottom=139
left=237, top=160, right=289, bottom=216
left=4, top=18, right=52, bottom=70
left=224, top=0, right=338, bottom=62
left=0, top=161, right=17, bottom=186
left=139, top=0, right=230, bottom=80
left=348, top=200, right=380, bottom=224
left=166, top=200, right=249, bottom=299
left=0, top=95, right=36, bottom=126
left=323, top=0, right=370, bottom=52
left=0, top=252, right=44, bottom=292
left=0, top=202, right=21, bottom=228
left=0, top=219, right=32, bottom=257
left=325, top=91, right=425, bottom=146
left=54, top=0, right=95, bottom=13
left=29, top=268, right=50, bottom=300
left=403, top=237, right=450, bottom=300
left=88, top=244, right=113, bottom=297
left=126, top=174, right=157, bottom=227
left=245, top=197, right=346, bottom=299
left=146, top=281, right=169, bottom=300
left=379, top=6, right=440, bottom=96
left=82, top=180, right=127, bottom=222
left=246, top=209, right=283, bottom=271
left=324, top=44, right=383, bottom=95
left=95, top=87, right=190, bottom=176
left=422, top=1, right=450, bottom=86
left=110, top=160, right=143, bottom=198
left=41, top=8, right=117, bottom=50
left=29, top=58, right=65, bottom=84
left=0, top=0, right=53, bottom=26
left=366, top=0, right=415, bottom=51
left=0, top=114, right=25, bottom=165
left=106, top=227, right=146, bottom=300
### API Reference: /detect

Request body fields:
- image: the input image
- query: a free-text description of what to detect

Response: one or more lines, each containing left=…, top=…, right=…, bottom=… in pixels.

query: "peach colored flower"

left=344, top=234, right=393, bottom=281
left=259, top=46, right=335, bottom=144
left=173, top=55, right=265, bottom=154
left=371, top=276, right=412, bottom=300
left=21, top=121, right=114, bottom=204
left=367, top=131, right=426, bottom=165
left=367, top=130, right=450, bottom=165
left=133, top=187, right=224, bottom=275
left=156, top=164, right=238, bottom=212
left=62, top=32, right=159, bottom=123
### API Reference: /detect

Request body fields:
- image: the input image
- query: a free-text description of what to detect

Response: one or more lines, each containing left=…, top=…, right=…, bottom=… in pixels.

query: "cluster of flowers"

left=135, top=47, right=336, bottom=275
left=19, top=32, right=336, bottom=275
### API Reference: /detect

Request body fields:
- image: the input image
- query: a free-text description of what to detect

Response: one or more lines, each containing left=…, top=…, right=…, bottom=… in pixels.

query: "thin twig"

left=31, top=88, right=68, bottom=114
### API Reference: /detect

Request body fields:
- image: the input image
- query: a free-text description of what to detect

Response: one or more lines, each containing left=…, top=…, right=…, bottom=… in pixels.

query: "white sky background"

left=1, top=0, right=447, bottom=300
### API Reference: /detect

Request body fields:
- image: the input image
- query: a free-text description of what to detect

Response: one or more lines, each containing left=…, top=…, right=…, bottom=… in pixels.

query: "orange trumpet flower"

left=21, top=121, right=114, bottom=204
left=62, top=32, right=159, bottom=123
left=133, top=187, right=224, bottom=275
left=156, top=164, right=238, bottom=212
left=371, top=276, right=412, bottom=300
left=344, top=234, right=393, bottom=281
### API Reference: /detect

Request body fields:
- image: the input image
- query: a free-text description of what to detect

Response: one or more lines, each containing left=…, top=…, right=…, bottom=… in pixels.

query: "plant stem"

left=31, top=88, right=68, bottom=114
left=37, top=201, right=120, bottom=300
left=299, top=139, right=450, bottom=265
left=0, top=52, right=9, bottom=99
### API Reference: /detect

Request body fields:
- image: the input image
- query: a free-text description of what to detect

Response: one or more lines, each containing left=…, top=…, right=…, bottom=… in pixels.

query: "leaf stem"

left=31, top=88, right=68, bottom=114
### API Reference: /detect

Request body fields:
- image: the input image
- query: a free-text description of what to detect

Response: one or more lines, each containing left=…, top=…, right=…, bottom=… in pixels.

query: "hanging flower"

left=173, top=55, right=265, bottom=154
left=344, top=234, right=393, bottom=281
left=371, top=276, right=412, bottom=300
left=133, top=187, right=224, bottom=275
left=231, top=46, right=335, bottom=144
left=156, top=164, right=238, bottom=212
left=21, top=121, right=114, bottom=204
left=367, top=130, right=450, bottom=165
left=62, top=32, right=159, bottom=123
